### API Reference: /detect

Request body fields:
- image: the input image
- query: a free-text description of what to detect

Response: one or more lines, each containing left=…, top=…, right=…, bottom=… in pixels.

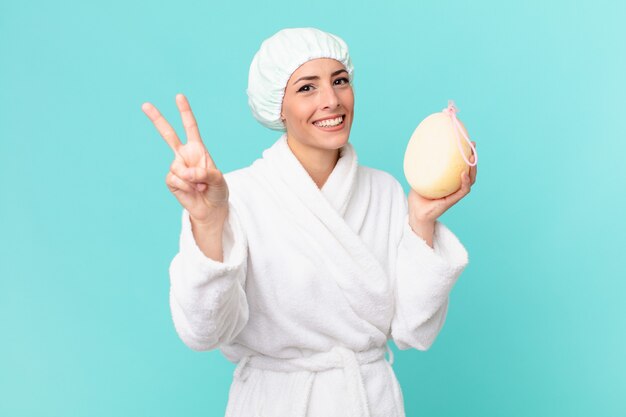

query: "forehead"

left=289, top=58, right=346, bottom=79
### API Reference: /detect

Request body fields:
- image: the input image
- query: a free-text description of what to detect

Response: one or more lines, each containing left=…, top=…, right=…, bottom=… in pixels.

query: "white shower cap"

left=246, top=27, right=354, bottom=131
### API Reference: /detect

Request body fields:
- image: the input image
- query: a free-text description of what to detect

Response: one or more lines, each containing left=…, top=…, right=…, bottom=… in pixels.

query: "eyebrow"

left=292, top=69, right=349, bottom=85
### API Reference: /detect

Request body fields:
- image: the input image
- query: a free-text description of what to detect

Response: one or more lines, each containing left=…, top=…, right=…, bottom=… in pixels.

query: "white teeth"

left=314, top=116, right=343, bottom=127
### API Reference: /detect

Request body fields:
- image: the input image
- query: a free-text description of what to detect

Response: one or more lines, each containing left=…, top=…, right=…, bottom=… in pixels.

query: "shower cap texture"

left=246, top=27, right=354, bottom=131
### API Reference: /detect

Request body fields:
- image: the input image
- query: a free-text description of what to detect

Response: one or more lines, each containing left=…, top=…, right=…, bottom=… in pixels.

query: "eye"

left=297, top=84, right=314, bottom=93
left=297, top=77, right=349, bottom=93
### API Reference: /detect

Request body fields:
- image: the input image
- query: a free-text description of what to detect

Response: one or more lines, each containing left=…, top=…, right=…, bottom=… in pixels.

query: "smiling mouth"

left=312, top=115, right=345, bottom=128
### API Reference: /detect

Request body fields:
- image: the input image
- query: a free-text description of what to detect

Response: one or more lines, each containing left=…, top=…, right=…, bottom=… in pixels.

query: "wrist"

left=190, top=212, right=227, bottom=234
left=409, top=219, right=435, bottom=234
left=409, top=214, right=435, bottom=229
left=408, top=217, right=436, bottom=248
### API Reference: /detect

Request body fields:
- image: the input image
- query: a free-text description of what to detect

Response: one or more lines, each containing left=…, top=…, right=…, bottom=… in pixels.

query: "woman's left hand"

left=408, top=141, right=477, bottom=224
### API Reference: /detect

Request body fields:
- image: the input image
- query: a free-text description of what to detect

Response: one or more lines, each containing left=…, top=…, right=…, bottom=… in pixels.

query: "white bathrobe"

left=169, top=133, right=469, bottom=417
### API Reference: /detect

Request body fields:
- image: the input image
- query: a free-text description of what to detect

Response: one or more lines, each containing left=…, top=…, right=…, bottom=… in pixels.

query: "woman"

left=142, top=27, right=476, bottom=417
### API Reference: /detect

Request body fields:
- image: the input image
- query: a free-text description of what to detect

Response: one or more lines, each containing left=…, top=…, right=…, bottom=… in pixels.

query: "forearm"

left=391, top=218, right=469, bottom=351
left=171, top=206, right=250, bottom=351
left=408, top=218, right=435, bottom=249
left=190, top=216, right=226, bottom=262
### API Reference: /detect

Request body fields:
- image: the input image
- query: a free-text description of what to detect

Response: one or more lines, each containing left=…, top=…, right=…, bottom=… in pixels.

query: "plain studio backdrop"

left=1, top=0, right=625, bottom=416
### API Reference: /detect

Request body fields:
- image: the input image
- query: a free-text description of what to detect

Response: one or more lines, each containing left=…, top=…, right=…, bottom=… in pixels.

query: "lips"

left=312, top=114, right=345, bottom=124
left=312, top=115, right=346, bottom=131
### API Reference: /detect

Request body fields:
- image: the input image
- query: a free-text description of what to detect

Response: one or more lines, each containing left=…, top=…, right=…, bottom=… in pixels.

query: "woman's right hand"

left=142, top=94, right=229, bottom=229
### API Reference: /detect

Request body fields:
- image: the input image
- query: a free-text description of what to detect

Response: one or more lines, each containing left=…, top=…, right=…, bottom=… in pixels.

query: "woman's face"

left=281, top=58, right=354, bottom=153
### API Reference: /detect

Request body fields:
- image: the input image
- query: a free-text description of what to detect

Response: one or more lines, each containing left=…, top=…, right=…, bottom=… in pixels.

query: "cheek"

left=285, top=98, right=304, bottom=116
left=295, top=103, right=316, bottom=123
left=343, top=89, right=355, bottom=109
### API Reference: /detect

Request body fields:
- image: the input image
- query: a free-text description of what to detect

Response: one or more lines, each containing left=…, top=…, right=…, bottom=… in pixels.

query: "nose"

left=319, top=83, right=340, bottom=110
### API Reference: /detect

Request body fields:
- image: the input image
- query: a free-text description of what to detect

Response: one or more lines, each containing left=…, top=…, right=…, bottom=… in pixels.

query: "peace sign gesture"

left=142, top=94, right=229, bottom=228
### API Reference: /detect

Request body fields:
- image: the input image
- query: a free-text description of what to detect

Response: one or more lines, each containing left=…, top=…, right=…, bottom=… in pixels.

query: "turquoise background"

left=1, top=0, right=625, bottom=416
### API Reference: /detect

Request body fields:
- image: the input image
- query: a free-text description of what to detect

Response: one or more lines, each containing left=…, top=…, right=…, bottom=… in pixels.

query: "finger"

left=446, top=171, right=471, bottom=205
left=142, top=102, right=183, bottom=154
left=173, top=94, right=219, bottom=170
left=170, top=157, right=223, bottom=185
left=460, top=170, right=471, bottom=194
left=175, top=94, right=203, bottom=145
left=169, top=172, right=205, bottom=193
left=183, top=165, right=224, bottom=185
left=203, top=148, right=217, bottom=170
left=169, top=157, right=189, bottom=181
left=166, top=171, right=195, bottom=193
left=438, top=175, right=468, bottom=211
left=470, top=164, right=477, bottom=185
left=170, top=156, right=206, bottom=185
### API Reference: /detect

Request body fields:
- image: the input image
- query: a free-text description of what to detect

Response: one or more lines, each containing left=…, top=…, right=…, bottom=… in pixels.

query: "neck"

left=286, top=135, right=340, bottom=189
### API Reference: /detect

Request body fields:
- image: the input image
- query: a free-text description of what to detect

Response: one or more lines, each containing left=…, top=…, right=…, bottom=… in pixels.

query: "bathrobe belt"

left=233, top=344, right=395, bottom=417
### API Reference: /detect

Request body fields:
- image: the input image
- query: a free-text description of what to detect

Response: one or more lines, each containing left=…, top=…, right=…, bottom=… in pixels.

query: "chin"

left=311, top=126, right=351, bottom=146
left=315, top=132, right=350, bottom=150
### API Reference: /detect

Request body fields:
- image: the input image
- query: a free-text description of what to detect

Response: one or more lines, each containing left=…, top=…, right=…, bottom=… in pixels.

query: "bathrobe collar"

left=262, top=133, right=358, bottom=217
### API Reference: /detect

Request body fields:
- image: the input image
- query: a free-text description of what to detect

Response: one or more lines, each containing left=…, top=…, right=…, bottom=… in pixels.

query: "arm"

left=169, top=202, right=249, bottom=351
left=390, top=182, right=469, bottom=351
left=189, top=214, right=227, bottom=262
left=408, top=220, right=435, bottom=249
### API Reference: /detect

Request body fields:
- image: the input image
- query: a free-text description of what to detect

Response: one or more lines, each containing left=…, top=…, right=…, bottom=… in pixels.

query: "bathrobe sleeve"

left=169, top=202, right=249, bottom=351
left=390, top=182, right=469, bottom=351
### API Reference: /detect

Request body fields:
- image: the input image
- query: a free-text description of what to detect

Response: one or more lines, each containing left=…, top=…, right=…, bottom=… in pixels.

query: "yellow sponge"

left=404, top=104, right=474, bottom=199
